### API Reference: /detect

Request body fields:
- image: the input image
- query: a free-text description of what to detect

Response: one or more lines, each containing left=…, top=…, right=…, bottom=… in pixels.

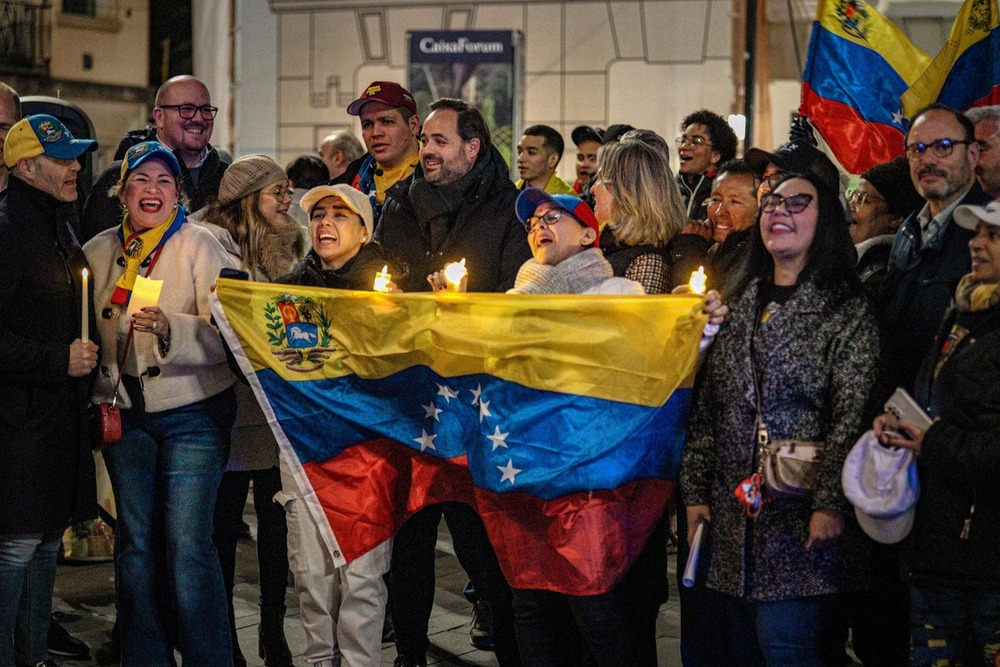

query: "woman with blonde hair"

left=199, top=154, right=307, bottom=665
left=592, top=137, right=692, bottom=293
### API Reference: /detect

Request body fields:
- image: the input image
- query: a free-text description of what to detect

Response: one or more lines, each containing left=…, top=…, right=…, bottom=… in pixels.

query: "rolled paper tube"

left=682, top=520, right=705, bottom=588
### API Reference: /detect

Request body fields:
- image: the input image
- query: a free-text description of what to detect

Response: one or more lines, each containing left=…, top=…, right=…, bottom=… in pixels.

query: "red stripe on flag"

left=969, top=85, right=1000, bottom=110
left=475, top=478, right=675, bottom=596
left=302, top=439, right=476, bottom=561
left=801, top=84, right=906, bottom=174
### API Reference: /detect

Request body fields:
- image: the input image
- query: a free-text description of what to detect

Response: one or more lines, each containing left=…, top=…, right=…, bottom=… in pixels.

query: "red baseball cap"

left=347, top=81, right=418, bottom=116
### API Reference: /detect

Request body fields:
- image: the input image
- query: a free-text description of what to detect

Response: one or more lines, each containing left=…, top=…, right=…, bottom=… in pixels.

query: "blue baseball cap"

left=3, top=114, right=97, bottom=168
left=515, top=188, right=601, bottom=246
left=119, top=141, right=182, bottom=181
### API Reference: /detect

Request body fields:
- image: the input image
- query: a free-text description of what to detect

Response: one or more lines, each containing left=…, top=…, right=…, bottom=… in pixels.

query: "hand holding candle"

left=81, top=268, right=89, bottom=343
left=688, top=265, right=707, bottom=295
left=373, top=265, right=392, bottom=293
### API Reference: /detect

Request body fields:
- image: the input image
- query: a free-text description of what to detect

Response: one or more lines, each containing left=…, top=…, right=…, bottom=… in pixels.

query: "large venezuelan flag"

left=800, top=0, right=929, bottom=174
left=901, top=0, right=1000, bottom=116
left=211, top=280, right=706, bottom=595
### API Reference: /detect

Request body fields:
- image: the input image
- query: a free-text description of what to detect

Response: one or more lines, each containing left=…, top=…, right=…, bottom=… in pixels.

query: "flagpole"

left=744, top=0, right=757, bottom=147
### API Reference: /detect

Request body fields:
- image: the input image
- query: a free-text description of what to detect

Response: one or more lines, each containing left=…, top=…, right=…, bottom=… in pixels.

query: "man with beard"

left=81, top=75, right=229, bottom=241
left=376, top=98, right=530, bottom=667
left=858, top=105, right=993, bottom=666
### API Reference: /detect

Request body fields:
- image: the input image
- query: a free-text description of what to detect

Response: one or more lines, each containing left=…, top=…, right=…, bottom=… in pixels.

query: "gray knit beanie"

left=218, top=154, right=287, bottom=205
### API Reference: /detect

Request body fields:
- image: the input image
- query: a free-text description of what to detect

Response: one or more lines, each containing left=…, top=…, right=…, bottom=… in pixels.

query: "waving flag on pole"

left=901, top=0, right=1000, bottom=116
left=211, top=280, right=706, bottom=595
left=799, top=0, right=930, bottom=174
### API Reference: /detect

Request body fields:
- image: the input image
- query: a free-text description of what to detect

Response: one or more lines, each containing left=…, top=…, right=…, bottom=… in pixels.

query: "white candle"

left=443, top=258, right=468, bottom=292
left=688, top=265, right=707, bottom=296
left=81, top=268, right=89, bottom=343
left=373, top=265, right=392, bottom=293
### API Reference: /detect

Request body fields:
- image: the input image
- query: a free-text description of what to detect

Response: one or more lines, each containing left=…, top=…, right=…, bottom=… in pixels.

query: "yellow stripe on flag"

left=212, top=279, right=707, bottom=408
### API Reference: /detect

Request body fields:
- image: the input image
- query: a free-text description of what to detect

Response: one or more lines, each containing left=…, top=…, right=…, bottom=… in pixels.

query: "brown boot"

left=258, top=606, right=292, bottom=667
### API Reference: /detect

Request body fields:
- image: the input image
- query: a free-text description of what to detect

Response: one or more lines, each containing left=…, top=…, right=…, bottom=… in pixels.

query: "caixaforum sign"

left=409, top=30, right=513, bottom=64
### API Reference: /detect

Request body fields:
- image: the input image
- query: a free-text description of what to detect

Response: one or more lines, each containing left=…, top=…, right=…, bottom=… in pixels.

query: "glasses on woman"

left=675, top=135, right=712, bottom=149
left=524, top=209, right=574, bottom=234
left=760, top=193, right=814, bottom=214
left=263, top=187, right=294, bottom=201
left=904, top=138, right=970, bottom=160
left=847, top=189, right=885, bottom=208
left=158, top=104, right=220, bottom=120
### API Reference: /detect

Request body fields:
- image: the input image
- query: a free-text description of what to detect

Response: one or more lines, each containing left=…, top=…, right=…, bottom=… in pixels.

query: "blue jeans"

left=911, top=581, right=1000, bottom=666
left=0, top=534, right=60, bottom=667
left=103, top=388, right=235, bottom=666
left=706, top=588, right=837, bottom=667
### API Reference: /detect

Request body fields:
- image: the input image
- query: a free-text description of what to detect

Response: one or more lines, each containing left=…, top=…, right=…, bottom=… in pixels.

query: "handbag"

left=748, top=312, right=824, bottom=498
left=90, top=323, right=133, bottom=450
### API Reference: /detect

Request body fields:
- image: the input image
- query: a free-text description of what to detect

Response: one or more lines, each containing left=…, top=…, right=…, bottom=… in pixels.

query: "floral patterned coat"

left=680, top=276, right=878, bottom=601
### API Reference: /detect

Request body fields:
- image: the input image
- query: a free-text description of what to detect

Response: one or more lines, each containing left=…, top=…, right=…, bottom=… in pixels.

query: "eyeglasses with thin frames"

left=158, top=104, right=219, bottom=120
left=263, top=187, right=294, bottom=201
left=904, top=138, right=970, bottom=161
left=760, top=193, right=814, bottom=214
left=847, top=189, right=885, bottom=209
left=676, top=135, right=712, bottom=149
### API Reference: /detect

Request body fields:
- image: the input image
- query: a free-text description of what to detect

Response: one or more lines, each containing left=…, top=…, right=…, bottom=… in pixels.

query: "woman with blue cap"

left=83, top=141, right=238, bottom=665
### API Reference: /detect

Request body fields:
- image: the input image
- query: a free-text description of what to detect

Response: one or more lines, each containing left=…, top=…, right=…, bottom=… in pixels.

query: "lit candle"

left=443, top=258, right=468, bottom=292
left=81, top=268, right=89, bottom=343
left=373, top=265, right=392, bottom=293
left=688, top=265, right=707, bottom=296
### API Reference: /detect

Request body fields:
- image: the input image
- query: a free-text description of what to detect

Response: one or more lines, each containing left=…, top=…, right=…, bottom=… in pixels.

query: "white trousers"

left=277, top=457, right=391, bottom=667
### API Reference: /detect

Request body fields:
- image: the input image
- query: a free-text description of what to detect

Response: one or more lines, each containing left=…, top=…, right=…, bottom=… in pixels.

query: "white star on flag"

left=413, top=429, right=437, bottom=452
left=436, top=383, right=459, bottom=403
left=892, top=109, right=904, bottom=126
left=497, top=459, right=521, bottom=484
left=479, top=399, right=492, bottom=422
left=470, top=384, right=483, bottom=405
left=486, top=426, right=509, bottom=451
left=422, top=401, right=442, bottom=421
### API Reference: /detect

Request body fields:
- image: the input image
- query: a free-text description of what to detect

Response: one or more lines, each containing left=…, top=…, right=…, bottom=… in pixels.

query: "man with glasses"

left=675, top=110, right=737, bottom=221
left=966, top=106, right=1000, bottom=199
left=81, top=75, right=230, bottom=241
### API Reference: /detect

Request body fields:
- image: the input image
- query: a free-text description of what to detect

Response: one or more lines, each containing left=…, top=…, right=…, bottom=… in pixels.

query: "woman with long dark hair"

left=681, top=173, right=878, bottom=665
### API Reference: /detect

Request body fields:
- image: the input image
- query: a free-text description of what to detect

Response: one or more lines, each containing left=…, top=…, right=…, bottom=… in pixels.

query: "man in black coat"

left=80, top=75, right=229, bottom=242
left=376, top=98, right=530, bottom=667
left=0, top=115, right=99, bottom=666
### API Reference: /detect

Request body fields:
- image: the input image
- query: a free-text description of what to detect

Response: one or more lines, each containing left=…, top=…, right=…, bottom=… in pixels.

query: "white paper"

left=682, top=521, right=705, bottom=588
left=125, top=275, right=163, bottom=320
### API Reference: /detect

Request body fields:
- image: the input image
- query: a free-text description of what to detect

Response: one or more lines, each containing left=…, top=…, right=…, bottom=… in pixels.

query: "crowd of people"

left=0, top=71, right=999, bottom=667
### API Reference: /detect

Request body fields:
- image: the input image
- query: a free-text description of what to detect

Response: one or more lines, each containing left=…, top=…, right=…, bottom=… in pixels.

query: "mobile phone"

left=884, top=388, right=933, bottom=431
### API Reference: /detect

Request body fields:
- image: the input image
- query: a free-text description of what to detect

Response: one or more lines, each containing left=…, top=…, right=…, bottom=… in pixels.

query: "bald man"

left=318, top=131, right=364, bottom=180
left=81, top=75, right=230, bottom=241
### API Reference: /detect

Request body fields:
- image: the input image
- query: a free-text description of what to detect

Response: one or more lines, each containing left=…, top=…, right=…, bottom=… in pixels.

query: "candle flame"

left=373, top=265, right=392, bottom=293
left=689, top=266, right=707, bottom=295
left=444, top=258, right=468, bottom=289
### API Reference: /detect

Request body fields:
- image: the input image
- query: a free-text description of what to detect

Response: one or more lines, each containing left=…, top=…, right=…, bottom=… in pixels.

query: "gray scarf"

left=509, top=247, right=613, bottom=294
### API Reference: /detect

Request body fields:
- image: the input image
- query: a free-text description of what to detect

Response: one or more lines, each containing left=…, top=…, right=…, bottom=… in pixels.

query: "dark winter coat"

left=79, top=126, right=229, bottom=243
left=376, top=146, right=531, bottom=293
left=681, top=277, right=878, bottom=601
left=277, top=243, right=408, bottom=291
left=0, top=176, right=97, bottom=533
left=910, top=300, right=1000, bottom=588
left=676, top=170, right=715, bottom=222
left=876, top=183, right=992, bottom=397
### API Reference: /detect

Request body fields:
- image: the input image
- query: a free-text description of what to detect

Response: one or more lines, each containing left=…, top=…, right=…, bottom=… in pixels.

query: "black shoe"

left=469, top=599, right=495, bottom=651
left=258, top=607, right=292, bottom=667
left=393, top=657, right=426, bottom=667
left=47, top=617, right=90, bottom=659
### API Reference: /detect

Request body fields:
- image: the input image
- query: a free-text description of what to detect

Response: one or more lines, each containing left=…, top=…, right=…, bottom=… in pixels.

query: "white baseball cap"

left=842, top=430, right=920, bottom=545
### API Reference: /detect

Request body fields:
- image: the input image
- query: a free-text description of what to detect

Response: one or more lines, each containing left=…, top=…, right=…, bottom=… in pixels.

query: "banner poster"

left=408, top=30, right=523, bottom=171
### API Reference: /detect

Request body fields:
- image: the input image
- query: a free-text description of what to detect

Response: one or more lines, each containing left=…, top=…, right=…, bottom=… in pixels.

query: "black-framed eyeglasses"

left=760, top=192, right=814, bottom=214
left=263, top=187, right=294, bottom=201
left=158, top=104, right=219, bottom=120
left=676, top=135, right=712, bottom=149
left=524, top=209, right=574, bottom=234
left=904, top=138, right=969, bottom=160
left=847, top=189, right=885, bottom=208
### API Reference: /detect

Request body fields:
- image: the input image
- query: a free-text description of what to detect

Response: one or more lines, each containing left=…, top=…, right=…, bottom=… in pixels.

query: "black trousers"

left=212, top=467, right=289, bottom=639
left=390, top=501, right=520, bottom=665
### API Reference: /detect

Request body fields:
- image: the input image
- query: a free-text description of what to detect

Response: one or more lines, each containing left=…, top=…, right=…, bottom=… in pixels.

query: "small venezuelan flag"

left=211, top=280, right=706, bottom=595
